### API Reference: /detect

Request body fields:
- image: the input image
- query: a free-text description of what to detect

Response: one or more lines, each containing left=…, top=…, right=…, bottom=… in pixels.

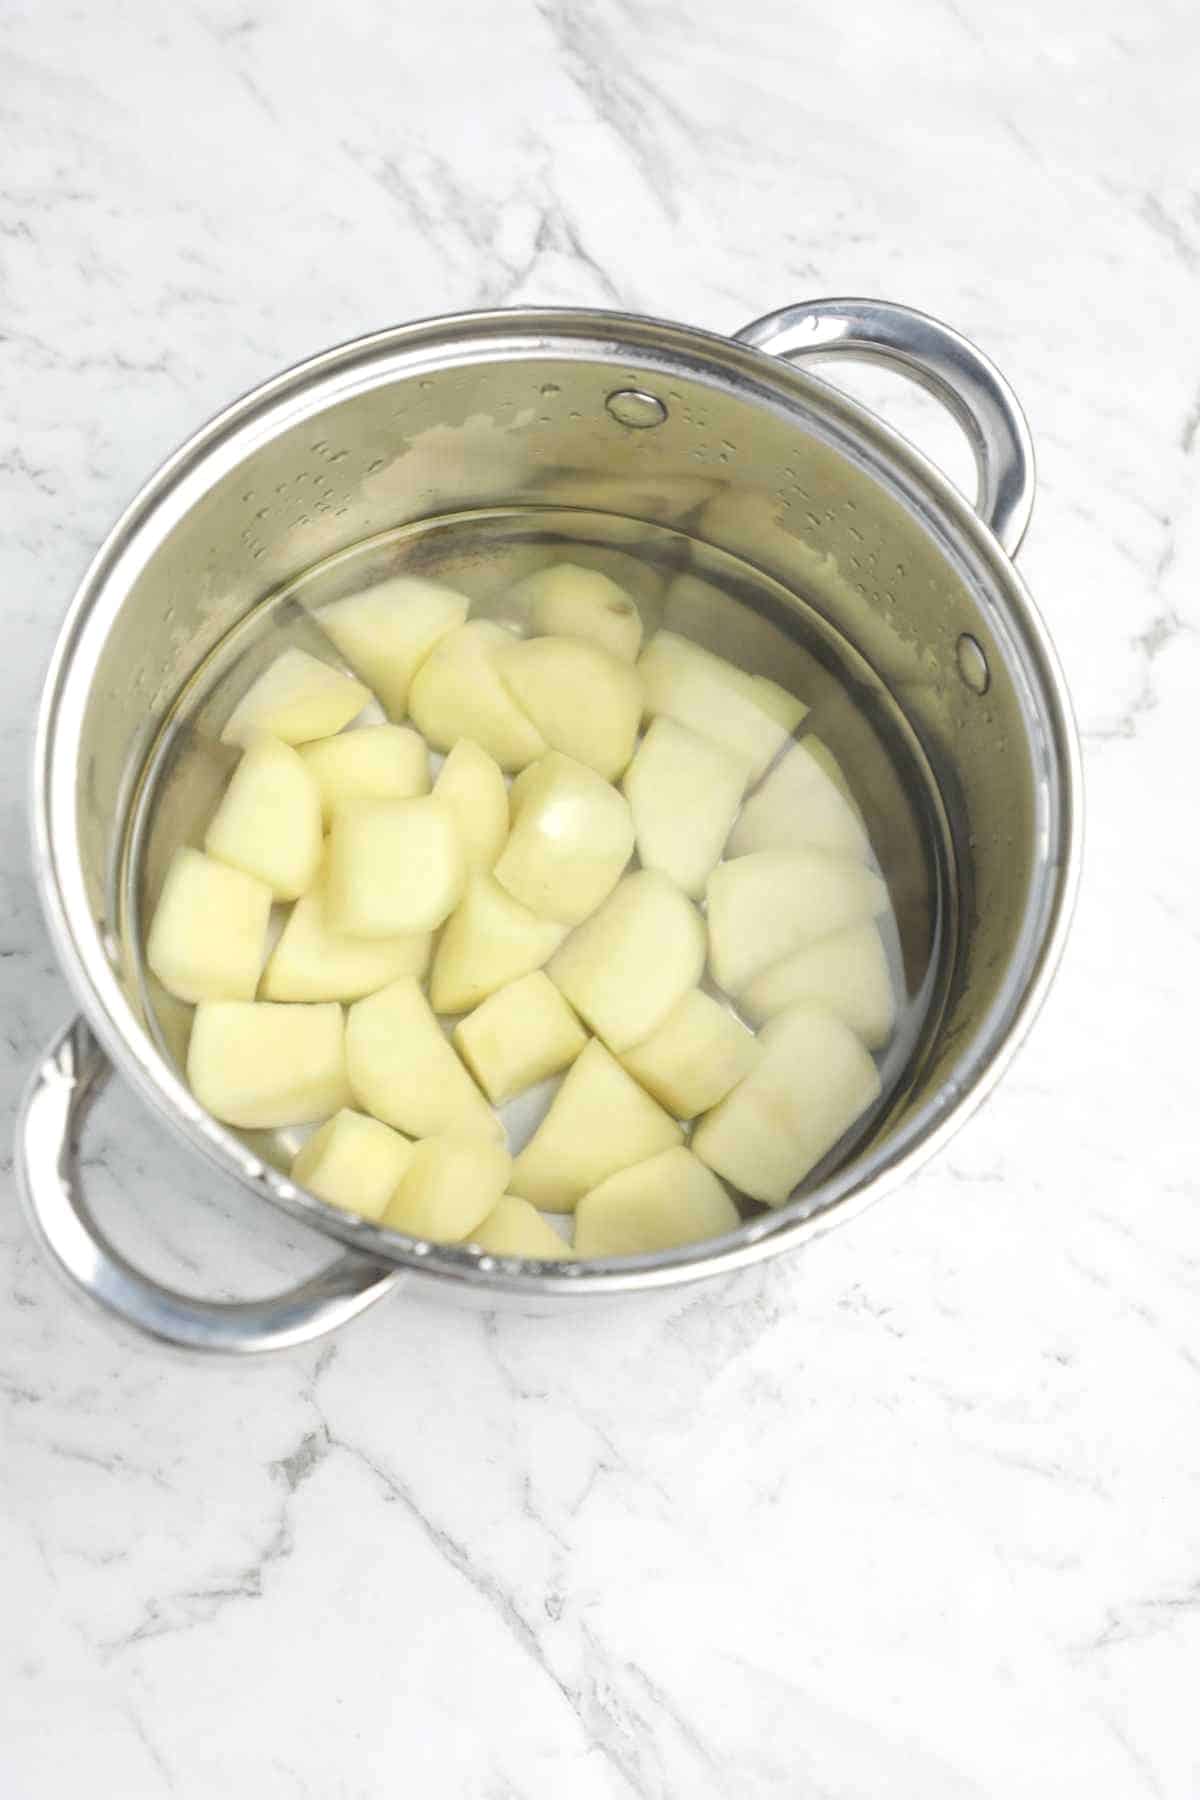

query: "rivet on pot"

left=605, top=389, right=668, bottom=429
left=956, top=633, right=991, bottom=695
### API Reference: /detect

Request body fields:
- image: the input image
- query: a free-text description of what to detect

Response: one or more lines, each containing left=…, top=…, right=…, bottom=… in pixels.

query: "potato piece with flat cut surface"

left=318, top=576, right=470, bottom=718
left=692, top=1004, right=881, bottom=1205
left=300, top=725, right=429, bottom=825
left=221, top=648, right=370, bottom=747
left=620, top=990, right=758, bottom=1119
left=291, top=1109, right=414, bottom=1221
left=706, top=850, right=889, bottom=995
left=346, top=977, right=501, bottom=1141
left=638, top=630, right=808, bottom=781
left=574, top=1148, right=740, bottom=1257
left=740, top=922, right=896, bottom=1048
left=470, top=1196, right=572, bottom=1260
left=512, top=562, right=643, bottom=662
left=327, top=797, right=463, bottom=937
left=432, top=739, right=509, bottom=873
left=495, top=636, right=642, bottom=779
left=622, top=717, right=749, bottom=899
left=431, top=876, right=567, bottom=1015
left=454, top=971, right=587, bottom=1103
left=187, top=1001, right=350, bottom=1129
left=494, top=751, right=633, bottom=926
left=509, top=1039, right=682, bottom=1212
left=728, top=737, right=869, bottom=861
left=383, top=1136, right=512, bottom=1243
left=204, top=737, right=323, bottom=900
left=260, top=871, right=430, bottom=1002
left=408, top=621, right=546, bottom=770
left=547, top=870, right=705, bottom=1054
left=147, top=847, right=272, bottom=1004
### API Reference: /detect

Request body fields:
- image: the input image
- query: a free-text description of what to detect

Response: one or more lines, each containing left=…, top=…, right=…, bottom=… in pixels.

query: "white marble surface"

left=2, top=0, right=1199, bottom=1793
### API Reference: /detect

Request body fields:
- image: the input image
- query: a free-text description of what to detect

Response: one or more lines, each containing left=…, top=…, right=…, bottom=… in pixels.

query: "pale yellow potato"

left=327, top=796, right=464, bottom=937
left=509, top=1039, right=682, bottom=1212
left=493, top=751, right=634, bottom=925
left=622, top=717, right=749, bottom=899
left=317, top=575, right=470, bottom=718
left=495, top=635, right=642, bottom=780
left=204, top=737, right=323, bottom=900
left=706, top=850, right=889, bottom=995
left=430, top=875, right=567, bottom=1014
left=187, top=1001, right=350, bottom=1129
left=408, top=621, right=546, bottom=770
left=547, top=870, right=705, bottom=1053
left=728, top=737, right=869, bottom=861
left=453, top=971, right=587, bottom=1103
left=511, top=562, right=643, bottom=661
left=259, top=871, right=431, bottom=1002
left=300, top=725, right=430, bottom=826
left=738, top=922, right=896, bottom=1049
left=746, top=675, right=808, bottom=735
left=221, top=648, right=370, bottom=747
left=469, top=1195, right=572, bottom=1260
left=692, top=1004, right=881, bottom=1204
left=291, top=1109, right=414, bottom=1221
left=574, top=1148, right=740, bottom=1257
left=345, top=977, right=501, bottom=1140
left=146, top=847, right=272, bottom=1004
left=620, top=990, right=758, bottom=1119
left=383, top=1136, right=512, bottom=1243
left=638, top=631, right=808, bottom=782
left=432, top=738, right=509, bottom=872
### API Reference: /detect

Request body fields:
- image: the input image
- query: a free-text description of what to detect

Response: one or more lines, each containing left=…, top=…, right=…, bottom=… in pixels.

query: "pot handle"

left=733, top=297, right=1036, bottom=557
left=16, top=1016, right=404, bottom=1354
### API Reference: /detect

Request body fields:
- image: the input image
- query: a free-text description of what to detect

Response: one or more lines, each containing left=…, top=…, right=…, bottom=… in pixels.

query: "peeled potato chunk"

left=300, top=725, right=430, bottom=825
left=221, top=648, right=370, bottom=747
left=512, top=562, right=643, bottom=662
left=740, top=921, right=896, bottom=1049
left=692, top=1004, right=881, bottom=1205
left=495, top=636, right=642, bottom=779
left=706, top=850, right=889, bottom=994
left=317, top=575, right=470, bottom=718
left=409, top=621, right=546, bottom=771
left=147, top=847, right=272, bottom=1003
left=291, top=1109, right=414, bottom=1221
left=187, top=1001, right=350, bottom=1129
left=470, top=1195, right=572, bottom=1260
left=383, top=1136, right=512, bottom=1244
left=574, top=1148, right=740, bottom=1257
left=432, top=739, right=509, bottom=872
left=622, top=717, right=749, bottom=899
left=494, top=751, right=634, bottom=926
left=346, top=977, right=501, bottom=1141
left=620, top=989, right=759, bottom=1119
left=260, top=871, right=431, bottom=1002
left=638, top=631, right=808, bottom=782
left=454, top=971, right=587, bottom=1103
left=728, top=738, right=870, bottom=860
left=547, top=870, right=705, bottom=1054
left=204, top=737, right=322, bottom=900
left=431, top=876, right=567, bottom=1015
left=327, top=797, right=464, bottom=937
left=509, top=1039, right=682, bottom=1212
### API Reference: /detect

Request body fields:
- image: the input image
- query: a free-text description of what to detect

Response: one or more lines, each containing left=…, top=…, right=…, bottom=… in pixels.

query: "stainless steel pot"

left=17, top=298, right=1082, bottom=1353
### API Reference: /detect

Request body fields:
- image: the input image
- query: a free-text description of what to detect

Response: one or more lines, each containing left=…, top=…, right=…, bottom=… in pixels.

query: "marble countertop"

left=2, top=0, right=1198, bottom=1794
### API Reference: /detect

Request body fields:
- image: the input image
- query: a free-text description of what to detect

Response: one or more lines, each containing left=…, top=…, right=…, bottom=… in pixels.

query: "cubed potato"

left=317, top=575, right=470, bottom=718
left=432, top=738, right=509, bottom=872
left=622, top=717, right=749, bottom=899
left=291, top=1109, right=414, bottom=1221
left=221, top=648, right=370, bottom=747
left=469, top=1195, right=572, bottom=1260
left=692, top=1004, right=881, bottom=1204
left=383, top=1136, right=512, bottom=1243
left=259, top=869, right=431, bottom=1002
left=453, top=971, right=587, bottom=1103
left=345, top=977, right=501, bottom=1140
left=204, top=737, right=323, bottom=900
left=638, top=630, right=808, bottom=781
left=706, top=850, right=889, bottom=994
left=740, top=922, right=896, bottom=1048
left=574, top=1148, right=740, bottom=1257
left=508, top=1039, right=682, bottom=1211
left=493, top=751, right=634, bottom=925
left=187, top=1001, right=350, bottom=1129
left=728, top=737, right=869, bottom=860
left=510, top=562, right=643, bottom=661
left=327, top=797, right=464, bottom=937
left=408, top=621, right=546, bottom=770
left=547, top=870, right=705, bottom=1053
left=146, top=847, right=272, bottom=1003
left=495, top=636, right=642, bottom=780
left=430, top=875, right=567, bottom=1015
left=620, top=989, right=758, bottom=1119
left=299, top=725, right=430, bottom=825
